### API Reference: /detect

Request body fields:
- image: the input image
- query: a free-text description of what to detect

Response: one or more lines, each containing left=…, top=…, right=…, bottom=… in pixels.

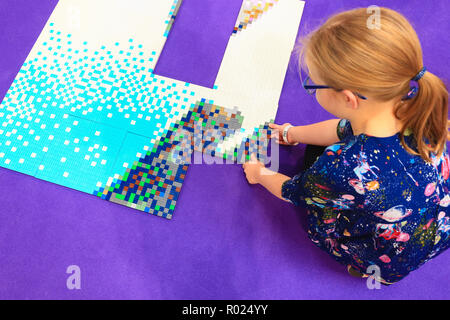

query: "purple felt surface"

left=0, top=0, right=449, bottom=300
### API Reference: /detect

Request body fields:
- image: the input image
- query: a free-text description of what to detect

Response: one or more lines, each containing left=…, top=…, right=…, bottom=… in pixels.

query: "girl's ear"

left=341, top=89, right=359, bottom=110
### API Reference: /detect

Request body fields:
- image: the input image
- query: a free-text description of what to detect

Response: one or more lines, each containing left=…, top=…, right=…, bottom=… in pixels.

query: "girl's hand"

left=243, top=153, right=265, bottom=184
left=269, top=123, right=298, bottom=145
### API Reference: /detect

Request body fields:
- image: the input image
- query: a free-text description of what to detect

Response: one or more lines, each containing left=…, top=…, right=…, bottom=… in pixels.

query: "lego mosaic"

left=0, top=0, right=305, bottom=218
left=95, top=99, right=272, bottom=219
left=233, top=0, right=279, bottom=35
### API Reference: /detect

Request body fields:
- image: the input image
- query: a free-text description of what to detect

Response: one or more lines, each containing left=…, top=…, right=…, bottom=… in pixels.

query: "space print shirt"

left=281, top=118, right=450, bottom=283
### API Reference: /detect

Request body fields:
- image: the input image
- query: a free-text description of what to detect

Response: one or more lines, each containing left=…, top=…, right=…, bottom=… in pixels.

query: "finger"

left=270, top=128, right=281, bottom=137
left=250, top=153, right=258, bottom=163
left=272, top=135, right=283, bottom=142
left=274, top=137, right=287, bottom=145
left=274, top=138, right=287, bottom=145
left=271, top=131, right=281, bottom=138
left=269, top=123, right=280, bottom=129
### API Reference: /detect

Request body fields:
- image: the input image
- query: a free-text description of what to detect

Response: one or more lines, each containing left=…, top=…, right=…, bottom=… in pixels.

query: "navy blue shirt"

left=282, top=118, right=450, bottom=283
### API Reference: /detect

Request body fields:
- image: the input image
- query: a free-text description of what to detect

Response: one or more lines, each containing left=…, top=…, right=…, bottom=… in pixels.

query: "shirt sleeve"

left=336, top=118, right=354, bottom=141
left=281, top=146, right=358, bottom=213
left=281, top=147, right=362, bottom=244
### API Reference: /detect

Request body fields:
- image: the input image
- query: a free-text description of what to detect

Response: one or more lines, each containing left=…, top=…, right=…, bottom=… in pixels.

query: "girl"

left=243, top=7, right=449, bottom=285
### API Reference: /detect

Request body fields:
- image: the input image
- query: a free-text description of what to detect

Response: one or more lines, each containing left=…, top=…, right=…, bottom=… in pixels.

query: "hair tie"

left=402, top=67, right=427, bottom=100
left=412, top=67, right=427, bottom=81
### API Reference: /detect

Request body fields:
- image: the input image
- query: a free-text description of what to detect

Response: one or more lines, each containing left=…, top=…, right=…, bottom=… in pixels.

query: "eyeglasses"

left=301, top=69, right=368, bottom=100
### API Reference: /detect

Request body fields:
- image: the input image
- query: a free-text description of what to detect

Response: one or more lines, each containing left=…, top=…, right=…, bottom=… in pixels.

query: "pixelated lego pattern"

left=94, top=99, right=272, bottom=219
left=0, top=0, right=304, bottom=219
left=232, top=0, right=278, bottom=35
left=0, top=33, right=194, bottom=195
left=164, top=0, right=183, bottom=37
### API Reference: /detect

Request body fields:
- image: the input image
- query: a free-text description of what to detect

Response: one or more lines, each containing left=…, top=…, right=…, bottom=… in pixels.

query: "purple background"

left=0, top=0, right=449, bottom=299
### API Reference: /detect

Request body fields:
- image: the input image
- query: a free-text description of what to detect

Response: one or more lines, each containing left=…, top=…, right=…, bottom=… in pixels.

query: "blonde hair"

left=297, top=7, right=449, bottom=163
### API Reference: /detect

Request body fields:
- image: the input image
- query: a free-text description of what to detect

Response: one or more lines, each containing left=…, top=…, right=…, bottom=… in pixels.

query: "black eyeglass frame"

left=302, top=74, right=368, bottom=100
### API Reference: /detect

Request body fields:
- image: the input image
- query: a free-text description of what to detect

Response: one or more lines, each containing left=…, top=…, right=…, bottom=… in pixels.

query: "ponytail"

left=395, top=71, right=449, bottom=163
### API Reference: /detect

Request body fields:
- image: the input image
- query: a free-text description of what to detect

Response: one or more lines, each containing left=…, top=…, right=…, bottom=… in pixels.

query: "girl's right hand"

left=269, top=123, right=299, bottom=145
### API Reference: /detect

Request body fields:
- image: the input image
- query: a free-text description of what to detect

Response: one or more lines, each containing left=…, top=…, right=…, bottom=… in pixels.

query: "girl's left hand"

left=243, top=153, right=265, bottom=184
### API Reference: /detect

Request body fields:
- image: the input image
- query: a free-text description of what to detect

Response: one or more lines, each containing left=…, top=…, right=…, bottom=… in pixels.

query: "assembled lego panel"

left=0, top=0, right=305, bottom=219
